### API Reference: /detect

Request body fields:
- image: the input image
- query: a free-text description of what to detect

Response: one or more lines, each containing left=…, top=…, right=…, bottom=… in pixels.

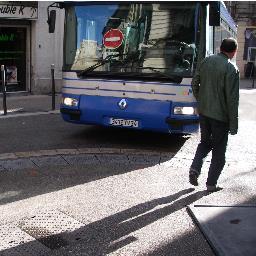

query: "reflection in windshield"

left=64, top=3, right=201, bottom=79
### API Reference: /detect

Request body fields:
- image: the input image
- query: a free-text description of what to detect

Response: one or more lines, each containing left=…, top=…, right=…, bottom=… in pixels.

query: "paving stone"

left=96, top=154, right=129, bottom=164
left=30, top=156, right=69, bottom=168
left=127, top=154, right=160, bottom=165
left=0, top=164, right=6, bottom=171
left=159, top=155, right=175, bottom=165
left=62, top=154, right=98, bottom=165
left=0, top=159, right=36, bottom=171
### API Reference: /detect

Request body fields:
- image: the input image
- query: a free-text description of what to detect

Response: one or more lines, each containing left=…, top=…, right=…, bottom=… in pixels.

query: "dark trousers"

left=190, top=115, right=229, bottom=186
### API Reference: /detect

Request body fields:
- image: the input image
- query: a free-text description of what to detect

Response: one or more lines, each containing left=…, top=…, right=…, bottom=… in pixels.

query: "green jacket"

left=192, top=53, right=240, bottom=134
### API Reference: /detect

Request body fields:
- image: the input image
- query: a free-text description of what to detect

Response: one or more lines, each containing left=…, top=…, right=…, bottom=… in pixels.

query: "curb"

left=0, top=148, right=175, bottom=161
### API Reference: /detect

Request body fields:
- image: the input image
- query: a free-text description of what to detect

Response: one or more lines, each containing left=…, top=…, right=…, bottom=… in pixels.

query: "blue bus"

left=48, top=1, right=236, bottom=134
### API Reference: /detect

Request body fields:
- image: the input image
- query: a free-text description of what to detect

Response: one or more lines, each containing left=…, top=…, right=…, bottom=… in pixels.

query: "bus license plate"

left=110, top=118, right=139, bottom=128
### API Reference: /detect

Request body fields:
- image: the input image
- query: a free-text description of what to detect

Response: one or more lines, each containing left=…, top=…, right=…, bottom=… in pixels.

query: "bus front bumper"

left=165, top=117, right=199, bottom=129
left=60, top=108, right=81, bottom=121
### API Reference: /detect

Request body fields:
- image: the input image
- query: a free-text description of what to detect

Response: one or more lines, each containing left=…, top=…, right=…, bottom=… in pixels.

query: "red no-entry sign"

left=103, top=29, right=124, bottom=49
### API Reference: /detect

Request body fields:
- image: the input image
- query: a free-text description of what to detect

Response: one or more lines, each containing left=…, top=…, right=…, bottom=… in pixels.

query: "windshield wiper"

left=136, top=67, right=182, bottom=83
left=78, top=55, right=182, bottom=83
left=78, top=53, right=138, bottom=77
left=78, top=54, right=119, bottom=77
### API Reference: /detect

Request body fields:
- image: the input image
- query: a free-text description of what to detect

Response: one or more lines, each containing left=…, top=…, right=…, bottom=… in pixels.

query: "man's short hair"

left=220, top=38, right=238, bottom=53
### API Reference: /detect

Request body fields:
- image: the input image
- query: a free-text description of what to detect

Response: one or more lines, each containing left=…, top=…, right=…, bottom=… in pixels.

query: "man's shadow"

left=15, top=188, right=207, bottom=255
left=97, top=188, right=208, bottom=254
left=3, top=188, right=208, bottom=255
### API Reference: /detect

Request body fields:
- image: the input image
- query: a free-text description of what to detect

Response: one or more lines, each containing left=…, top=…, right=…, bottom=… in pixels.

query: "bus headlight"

left=62, top=97, right=79, bottom=107
left=173, top=106, right=196, bottom=115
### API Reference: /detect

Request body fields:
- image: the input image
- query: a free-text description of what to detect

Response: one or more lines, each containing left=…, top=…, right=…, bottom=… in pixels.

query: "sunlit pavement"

left=0, top=85, right=255, bottom=255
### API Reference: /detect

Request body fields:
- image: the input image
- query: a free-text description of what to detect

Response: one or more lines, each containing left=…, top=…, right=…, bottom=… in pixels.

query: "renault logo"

left=118, top=99, right=127, bottom=110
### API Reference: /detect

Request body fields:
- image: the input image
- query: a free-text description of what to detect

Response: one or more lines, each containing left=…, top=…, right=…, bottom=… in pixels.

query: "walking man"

left=189, top=38, right=240, bottom=192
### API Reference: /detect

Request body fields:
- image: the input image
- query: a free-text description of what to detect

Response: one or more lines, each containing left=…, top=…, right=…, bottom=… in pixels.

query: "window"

left=63, top=2, right=202, bottom=80
left=0, top=27, right=27, bottom=92
left=248, top=47, right=256, bottom=62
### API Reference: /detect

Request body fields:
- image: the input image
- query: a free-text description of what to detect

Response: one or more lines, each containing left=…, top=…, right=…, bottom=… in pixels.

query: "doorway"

left=0, top=26, right=29, bottom=92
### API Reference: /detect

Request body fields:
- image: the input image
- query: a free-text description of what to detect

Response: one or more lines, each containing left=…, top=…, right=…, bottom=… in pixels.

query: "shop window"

left=0, top=27, right=27, bottom=92
left=248, top=47, right=256, bottom=62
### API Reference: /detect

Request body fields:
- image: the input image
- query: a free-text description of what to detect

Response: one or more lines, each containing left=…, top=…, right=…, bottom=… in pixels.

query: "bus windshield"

left=64, top=2, right=201, bottom=80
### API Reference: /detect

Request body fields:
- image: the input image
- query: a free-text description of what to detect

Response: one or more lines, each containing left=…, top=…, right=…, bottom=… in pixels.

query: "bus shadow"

left=71, top=125, right=188, bottom=152
left=0, top=150, right=178, bottom=206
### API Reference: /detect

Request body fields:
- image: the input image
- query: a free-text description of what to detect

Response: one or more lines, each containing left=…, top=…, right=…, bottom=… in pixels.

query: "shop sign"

left=0, top=4, right=38, bottom=19
left=0, top=33, right=15, bottom=42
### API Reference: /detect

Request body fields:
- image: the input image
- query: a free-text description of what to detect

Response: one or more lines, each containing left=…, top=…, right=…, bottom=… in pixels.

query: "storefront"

left=0, top=1, right=38, bottom=92
left=244, top=27, right=256, bottom=78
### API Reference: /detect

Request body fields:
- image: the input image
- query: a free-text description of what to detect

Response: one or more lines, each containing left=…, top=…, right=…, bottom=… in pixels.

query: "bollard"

left=1, top=65, right=7, bottom=115
left=51, top=64, right=55, bottom=110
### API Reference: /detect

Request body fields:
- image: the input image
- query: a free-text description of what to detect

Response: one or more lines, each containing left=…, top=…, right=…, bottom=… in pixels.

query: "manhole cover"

left=17, top=210, right=86, bottom=250
left=0, top=224, right=50, bottom=256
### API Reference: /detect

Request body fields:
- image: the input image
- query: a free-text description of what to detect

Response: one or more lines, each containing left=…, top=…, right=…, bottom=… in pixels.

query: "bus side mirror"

left=48, top=10, right=56, bottom=33
left=209, top=2, right=220, bottom=26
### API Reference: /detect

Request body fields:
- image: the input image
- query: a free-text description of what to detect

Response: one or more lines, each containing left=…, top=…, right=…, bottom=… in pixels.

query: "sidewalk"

left=0, top=94, right=61, bottom=116
left=240, top=77, right=255, bottom=89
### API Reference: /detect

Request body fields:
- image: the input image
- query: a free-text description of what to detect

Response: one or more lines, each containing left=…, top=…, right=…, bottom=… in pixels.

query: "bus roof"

left=220, top=1, right=237, bottom=32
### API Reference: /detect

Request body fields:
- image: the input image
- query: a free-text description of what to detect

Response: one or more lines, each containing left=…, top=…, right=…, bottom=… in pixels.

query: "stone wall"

left=226, top=1, right=256, bottom=78
left=30, top=1, right=64, bottom=94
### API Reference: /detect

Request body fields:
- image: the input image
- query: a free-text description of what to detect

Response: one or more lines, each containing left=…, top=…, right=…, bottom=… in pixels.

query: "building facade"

left=1, top=1, right=252, bottom=95
left=226, top=1, right=256, bottom=78
left=0, top=1, right=64, bottom=94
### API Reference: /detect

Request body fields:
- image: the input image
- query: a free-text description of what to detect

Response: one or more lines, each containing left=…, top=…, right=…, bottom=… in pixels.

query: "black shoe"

left=206, top=185, right=223, bottom=192
left=189, top=172, right=198, bottom=186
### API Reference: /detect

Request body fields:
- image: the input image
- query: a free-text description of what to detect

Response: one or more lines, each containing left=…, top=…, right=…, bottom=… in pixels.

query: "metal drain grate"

left=17, top=210, right=87, bottom=250
left=0, top=224, right=50, bottom=256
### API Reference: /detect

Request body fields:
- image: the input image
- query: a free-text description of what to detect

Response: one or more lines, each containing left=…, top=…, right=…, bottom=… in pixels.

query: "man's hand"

left=229, top=129, right=237, bottom=135
left=229, top=120, right=238, bottom=135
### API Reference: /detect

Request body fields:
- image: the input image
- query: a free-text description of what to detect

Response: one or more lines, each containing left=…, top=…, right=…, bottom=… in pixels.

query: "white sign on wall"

left=0, top=4, right=38, bottom=19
